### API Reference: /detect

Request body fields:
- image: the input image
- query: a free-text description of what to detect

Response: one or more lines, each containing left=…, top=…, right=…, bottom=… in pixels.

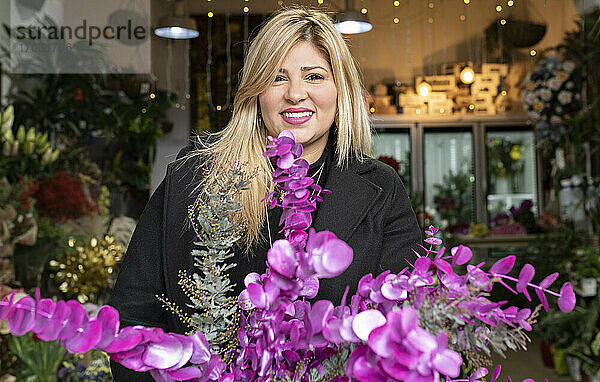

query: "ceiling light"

left=154, top=0, right=199, bottom=39
left=334, top=0, right=373, bottom=34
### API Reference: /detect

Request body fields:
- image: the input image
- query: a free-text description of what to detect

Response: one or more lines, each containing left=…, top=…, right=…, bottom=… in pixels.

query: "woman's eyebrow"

left=278, top=66, right=328, bottom=73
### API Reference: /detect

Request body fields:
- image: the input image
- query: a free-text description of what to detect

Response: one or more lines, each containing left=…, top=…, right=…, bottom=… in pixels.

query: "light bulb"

left=460, top=66, right=475, bottom=84
left=417, top=81, right=432, bottom=97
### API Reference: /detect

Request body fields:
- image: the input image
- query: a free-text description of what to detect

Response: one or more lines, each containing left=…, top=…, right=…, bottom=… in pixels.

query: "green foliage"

left=158, top=165, right=253, bottom=363
left=433, top=170, right=474, bottom=230
left=7, top=332, right=66, bottom=382
left=573, top=247, right=600, bottom=279
left=0, top=106, right=60, bottom=183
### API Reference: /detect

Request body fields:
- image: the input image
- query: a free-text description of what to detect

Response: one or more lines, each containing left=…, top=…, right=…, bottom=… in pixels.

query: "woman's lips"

left=280, top=111, right=314, bottom=125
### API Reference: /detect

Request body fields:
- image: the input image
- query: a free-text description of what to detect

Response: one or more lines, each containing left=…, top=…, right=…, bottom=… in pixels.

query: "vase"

left=495, top=176, right=510, bottom=194
left=551, top=345, right=569, bottom=376
left=566, top=355, right=583, bottom=382
left=581, top=278, right=598, bottom=297
left=541, top=340, right=554, bottom=368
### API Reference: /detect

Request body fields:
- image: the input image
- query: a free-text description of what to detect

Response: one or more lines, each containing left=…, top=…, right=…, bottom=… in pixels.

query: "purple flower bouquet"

left=0, top=131, right=576, bottom=381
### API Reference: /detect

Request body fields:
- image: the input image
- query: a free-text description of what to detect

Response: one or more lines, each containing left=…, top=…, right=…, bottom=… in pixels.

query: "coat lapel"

left=313, top=159, right=381, bottom=241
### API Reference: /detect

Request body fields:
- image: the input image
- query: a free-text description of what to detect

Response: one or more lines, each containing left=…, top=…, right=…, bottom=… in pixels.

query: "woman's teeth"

left=282, top=111, right=314, bottom=118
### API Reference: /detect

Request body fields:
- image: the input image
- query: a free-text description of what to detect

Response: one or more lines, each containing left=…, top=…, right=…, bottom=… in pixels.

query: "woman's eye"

left=274, top=75, right=287, bottom=82
left=306, top=73, right=324, bottom=81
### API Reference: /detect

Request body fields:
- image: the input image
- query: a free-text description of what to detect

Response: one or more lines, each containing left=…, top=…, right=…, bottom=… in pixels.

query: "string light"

left=394, top=17, right=399, bottom=23
left=369, top=107, right=375, bottom=113
left=500, top=18, right=506, bottom=25
left=460, top=15, right=466, bottom=21
left=463, top=0, right=470, bottom=4
left=216, top=105, right=222, bottom=110
left=318, top=0, right=324, bottom=3
left=468, top=104, right=475, bottom=110
left=243, top=6, right=249, bottom=12
left=530, top=49, right=537, bottom=56
left=394, top=0, right=399, bottom=5
left=149, top=92, right=156, bottom=99
left=361, top=8, right=367, bottom=14
left=207, top=11, right=213, bottom=18
left=278, top=0, right=283, bottom=5
left=428, top=17, right=434, bottom=24
left=501, top=90, right=507, bottom=96
left=206, top=14, right=232, bottom=112
left=496, top=5, right=502, bottom=12
left=428, top=2, right=434, bottom=8
left=141, top=108, right=147, bottom=113
left=508, top=0, right=514, bottom=6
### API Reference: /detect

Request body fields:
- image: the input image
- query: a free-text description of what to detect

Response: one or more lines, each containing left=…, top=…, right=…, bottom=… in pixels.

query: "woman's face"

left=259, top=41, right=337, bottom=164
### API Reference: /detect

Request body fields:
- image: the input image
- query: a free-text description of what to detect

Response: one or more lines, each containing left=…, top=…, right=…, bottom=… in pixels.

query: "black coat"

left=109, top=146, right=421, bottom=380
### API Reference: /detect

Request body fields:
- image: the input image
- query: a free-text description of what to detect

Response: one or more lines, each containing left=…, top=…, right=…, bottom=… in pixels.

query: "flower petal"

left=352, top=310, right=386, bottom=341
left=142, top=334, right=183, bottom=369
left=558, top=282, right=576, bottom=313
left=489, top=256, right=515, bottom=275
left=516, top=264, right=535, bottom=293
left=451, top=245, right=472, bottom=266
left=267, top=240, right=298, bottom=278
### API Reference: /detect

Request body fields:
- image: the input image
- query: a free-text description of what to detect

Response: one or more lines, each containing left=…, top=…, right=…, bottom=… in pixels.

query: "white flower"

left=555, top=106, right=563, bottom=113
left=557, top=90, right=573, bottom=105
left=566, top=81, right=574, bottom=89
left=575, top=93, right=581, bottom=100
left=527, top=111, right=541, bottom=120
left=550, top=115, right=562, bottom=124
left=548, top=78, right=562, bottom=91
left=563, top=61, right=576, bottom=73
left=539, top=88, right=552, bottom=101
left=524, top=92, right=538, bottom=104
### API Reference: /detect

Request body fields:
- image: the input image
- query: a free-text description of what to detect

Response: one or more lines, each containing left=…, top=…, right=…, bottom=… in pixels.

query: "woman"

left=110, top=7, right=420, bottom=379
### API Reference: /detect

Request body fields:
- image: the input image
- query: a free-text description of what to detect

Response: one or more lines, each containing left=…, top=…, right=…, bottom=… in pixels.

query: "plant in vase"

left=487, top=137, right=525, bottom=194
left=432, top=170, right=474, bottom=236
left=571, top=247, right=600, bottom=297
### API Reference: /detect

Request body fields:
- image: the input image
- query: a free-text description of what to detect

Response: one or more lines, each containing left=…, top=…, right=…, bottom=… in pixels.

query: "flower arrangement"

left=0, top=131, right=578, bottom=382
left=34, top=171, right=99, bottom=223
left=522, top=55, right=583, bottom=145
left=487, top=137, right=524, bottom=193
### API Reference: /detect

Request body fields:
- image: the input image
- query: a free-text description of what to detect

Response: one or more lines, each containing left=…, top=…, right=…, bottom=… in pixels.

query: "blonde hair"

left=188, top=7, right=371, bottom=250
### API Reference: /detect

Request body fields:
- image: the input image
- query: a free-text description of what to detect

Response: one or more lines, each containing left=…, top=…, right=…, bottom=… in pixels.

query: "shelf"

left=487, top=193, right=535, bottom=200
left=371, top=113, right=532, bottom=126
left=454, top=233, right=541, bottom=248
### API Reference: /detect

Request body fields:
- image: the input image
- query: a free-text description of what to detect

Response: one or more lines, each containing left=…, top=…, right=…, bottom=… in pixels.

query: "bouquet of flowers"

left=522, top=55, right=583, bottom=144
left=0, top=131, right=577, bottom=382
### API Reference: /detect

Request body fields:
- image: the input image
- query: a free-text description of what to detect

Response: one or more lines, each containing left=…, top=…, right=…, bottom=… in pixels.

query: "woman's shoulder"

left=346, top=156, right=405, bottom=189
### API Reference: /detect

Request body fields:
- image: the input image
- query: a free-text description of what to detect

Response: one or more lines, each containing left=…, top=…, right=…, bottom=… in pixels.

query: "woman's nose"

left=285, top=78, right=308, bottom=104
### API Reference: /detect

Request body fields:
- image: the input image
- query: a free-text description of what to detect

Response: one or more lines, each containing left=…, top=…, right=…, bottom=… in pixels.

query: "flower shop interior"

left=0, top=0, right=599, bottom=381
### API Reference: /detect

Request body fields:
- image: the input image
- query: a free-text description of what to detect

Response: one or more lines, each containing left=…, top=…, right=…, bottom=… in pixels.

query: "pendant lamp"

left=334, top=0, right=373, bottom=35
left=154, top=0, right=199, bottom=39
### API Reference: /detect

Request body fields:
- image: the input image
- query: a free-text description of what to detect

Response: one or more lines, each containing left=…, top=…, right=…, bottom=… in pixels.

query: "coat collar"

left=313, top=158, right=381, bottom=242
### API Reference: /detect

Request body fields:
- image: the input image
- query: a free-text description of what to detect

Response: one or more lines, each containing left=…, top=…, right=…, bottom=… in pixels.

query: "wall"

left=148, top=0, right=582, bottom=193
left=0, top=1, right=9, bottom=104
left=184, top=0, right=581, bottom=86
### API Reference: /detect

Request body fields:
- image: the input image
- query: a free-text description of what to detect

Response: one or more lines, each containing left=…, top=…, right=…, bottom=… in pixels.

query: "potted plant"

left=573, top=247, right=600, bottom=297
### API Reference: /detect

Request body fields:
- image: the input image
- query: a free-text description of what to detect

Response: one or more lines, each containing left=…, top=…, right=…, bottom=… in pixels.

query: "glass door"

left=372, top=128, right=411, bottom=191
left=486, top=128, right=538, bottom=232
left=423, top=128, right=475, bottom=235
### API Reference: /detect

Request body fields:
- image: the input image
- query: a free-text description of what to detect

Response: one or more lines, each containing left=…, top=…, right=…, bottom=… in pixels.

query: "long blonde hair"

left=189, top=7, right=371, bottom=250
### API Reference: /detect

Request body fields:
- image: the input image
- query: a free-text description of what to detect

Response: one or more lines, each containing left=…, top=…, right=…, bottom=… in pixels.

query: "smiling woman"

left=110, top=7, right=421, bottom=380
left=259, top=41, right=338, bottom=163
